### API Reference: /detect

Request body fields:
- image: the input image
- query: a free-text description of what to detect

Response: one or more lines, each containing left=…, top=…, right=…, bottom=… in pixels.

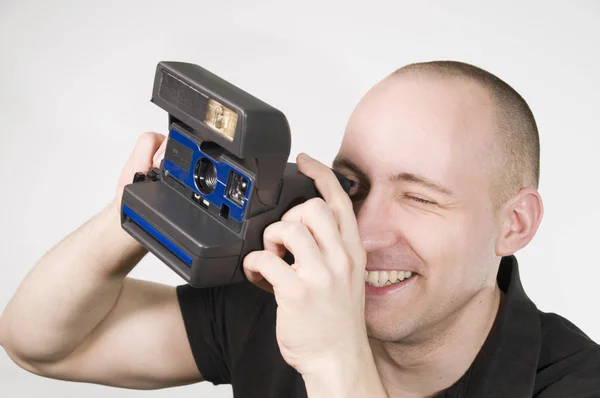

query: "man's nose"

left=355, top=196, right=399, bottom=253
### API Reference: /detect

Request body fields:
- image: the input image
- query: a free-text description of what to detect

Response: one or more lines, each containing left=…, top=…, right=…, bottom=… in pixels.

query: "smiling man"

left=1, top=61, right=599, bottom=398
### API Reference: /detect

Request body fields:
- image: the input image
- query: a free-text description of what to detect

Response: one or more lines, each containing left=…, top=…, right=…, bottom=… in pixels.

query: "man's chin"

left=365, top=315, right=415, bottom=343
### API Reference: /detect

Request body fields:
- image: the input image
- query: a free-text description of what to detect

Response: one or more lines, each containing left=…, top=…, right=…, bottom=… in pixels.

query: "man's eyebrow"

left=392, top=172, right=455, bottom=197
left=332, top=156, right=454, bottom=197
left=332, top=157, right=369, bottom=182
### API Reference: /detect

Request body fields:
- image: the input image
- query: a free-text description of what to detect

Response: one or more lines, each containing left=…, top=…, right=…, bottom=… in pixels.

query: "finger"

left=281, top=198, right=348, bottom=274
left=117, top=132, right=166, bottom=198
left=263, top=221, right=326, bottom=272
left=242, top=257, right=273, bottom=293
left=124, top=132, right=165, bottom=172
left=152, top=135, right=169, bottom=168
left=297, top=153, right=364, bottom=255
left=243, top=250, right=301, bottom=294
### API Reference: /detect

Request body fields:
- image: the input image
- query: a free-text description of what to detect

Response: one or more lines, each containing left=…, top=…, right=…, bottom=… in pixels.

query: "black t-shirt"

left=176, top=256, right=600, bottom=397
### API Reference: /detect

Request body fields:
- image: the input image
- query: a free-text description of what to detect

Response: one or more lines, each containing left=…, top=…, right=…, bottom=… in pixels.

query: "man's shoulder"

left=538, top=310, right=599, bottom=360
left=534, top=310, right=600, bottom=396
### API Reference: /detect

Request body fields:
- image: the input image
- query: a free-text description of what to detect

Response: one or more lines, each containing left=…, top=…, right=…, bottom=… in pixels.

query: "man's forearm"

left=0, top=201, right=147, bottom=363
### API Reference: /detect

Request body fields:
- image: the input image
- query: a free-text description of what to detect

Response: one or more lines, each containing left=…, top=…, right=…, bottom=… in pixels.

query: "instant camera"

left=120, top=61, right=351, bottom=288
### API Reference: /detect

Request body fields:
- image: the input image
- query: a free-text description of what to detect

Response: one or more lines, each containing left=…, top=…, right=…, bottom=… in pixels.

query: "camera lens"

left=195, top=157, right=217, bottom=194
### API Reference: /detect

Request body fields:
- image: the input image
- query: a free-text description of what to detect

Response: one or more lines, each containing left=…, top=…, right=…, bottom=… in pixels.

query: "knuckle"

left=249, top=250, right=267, bottom=265
left=305, top=197, right=329, bottom=214
left=280, top=208, right=293, bottom=221
left=263, top=222, right=285, bottom=243
left=256, top=250, right=271, bottom=263
left=277, top=221, right=306, bottom=241
left=137, top=131, right=157, bottom=144
left=263, top=222, right=278, bottom=237
left=290, top=221, right=309, bottom=238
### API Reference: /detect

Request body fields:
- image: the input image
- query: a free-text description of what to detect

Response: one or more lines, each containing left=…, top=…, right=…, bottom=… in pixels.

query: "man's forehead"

left=344, top=74, right=495, bottom=154
left=338, top=74, right=495, bottom=190
left=349, top=73, right=493, bottom=131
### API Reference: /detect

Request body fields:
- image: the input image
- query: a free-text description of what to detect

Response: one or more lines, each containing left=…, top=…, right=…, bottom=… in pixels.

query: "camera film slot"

left=122, top=205, right=193, bottom=266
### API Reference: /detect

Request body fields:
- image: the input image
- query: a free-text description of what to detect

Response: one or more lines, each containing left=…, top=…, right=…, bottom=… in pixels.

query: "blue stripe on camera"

left=123, top=205, right=193, bottom=266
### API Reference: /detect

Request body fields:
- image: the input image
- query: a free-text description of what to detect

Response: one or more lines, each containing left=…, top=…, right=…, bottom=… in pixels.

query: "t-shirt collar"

left=459, top=255, right=542, bottom=397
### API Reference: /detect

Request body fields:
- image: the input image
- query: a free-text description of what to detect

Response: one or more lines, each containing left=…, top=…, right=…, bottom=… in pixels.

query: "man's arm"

left=0, top=132, right=205, bottom=389
left=0, top=201, right=203, bottom=389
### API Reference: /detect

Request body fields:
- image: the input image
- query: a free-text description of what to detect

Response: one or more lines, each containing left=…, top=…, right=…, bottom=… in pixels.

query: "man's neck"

left=370, top=284, right=503, bottom=398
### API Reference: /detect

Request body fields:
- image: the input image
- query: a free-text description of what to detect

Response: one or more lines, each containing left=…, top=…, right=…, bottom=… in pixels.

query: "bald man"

left=1, top=61, right=599, bottom=398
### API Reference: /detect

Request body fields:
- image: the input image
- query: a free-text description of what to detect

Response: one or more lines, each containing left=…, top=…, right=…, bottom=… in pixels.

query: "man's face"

left=333, top=74, right=503, bottom=343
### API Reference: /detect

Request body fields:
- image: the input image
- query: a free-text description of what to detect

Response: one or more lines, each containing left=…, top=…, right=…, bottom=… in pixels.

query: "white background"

left=1, top=1, right=599, bottom=397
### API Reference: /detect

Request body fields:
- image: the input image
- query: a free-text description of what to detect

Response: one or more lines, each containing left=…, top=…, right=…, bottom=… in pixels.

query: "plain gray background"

left=1, top=0, right=599, bottom=397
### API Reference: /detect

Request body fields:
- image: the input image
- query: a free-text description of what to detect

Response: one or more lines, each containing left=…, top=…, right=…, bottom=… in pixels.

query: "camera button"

left=133, top=172, right=146, bottom=183
left=147, top=168, right=160, bottom=181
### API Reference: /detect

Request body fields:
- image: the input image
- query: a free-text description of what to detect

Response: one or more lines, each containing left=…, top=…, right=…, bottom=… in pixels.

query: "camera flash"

left=205, top=99, right=238, bottom=140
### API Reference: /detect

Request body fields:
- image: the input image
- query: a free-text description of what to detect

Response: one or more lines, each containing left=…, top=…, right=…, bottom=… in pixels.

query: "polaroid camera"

left=120, top=61, right=351, bottom=288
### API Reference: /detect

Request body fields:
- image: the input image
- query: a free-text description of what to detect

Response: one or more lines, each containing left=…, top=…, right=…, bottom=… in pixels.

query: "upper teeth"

left=364, top=270, right=414, bottom=287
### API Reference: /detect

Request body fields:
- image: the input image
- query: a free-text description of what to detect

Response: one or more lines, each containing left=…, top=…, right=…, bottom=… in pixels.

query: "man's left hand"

left=243, top=153, right=388, bottom=397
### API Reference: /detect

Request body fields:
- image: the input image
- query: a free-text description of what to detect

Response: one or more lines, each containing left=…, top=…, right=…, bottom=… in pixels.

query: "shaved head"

left=391, top=61, right=540, bottom=207
left=333, top=59, right=544, bottom=362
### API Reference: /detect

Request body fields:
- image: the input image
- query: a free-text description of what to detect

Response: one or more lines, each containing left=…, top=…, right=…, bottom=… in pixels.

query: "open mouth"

left=364, top=270, right=416, bottom=287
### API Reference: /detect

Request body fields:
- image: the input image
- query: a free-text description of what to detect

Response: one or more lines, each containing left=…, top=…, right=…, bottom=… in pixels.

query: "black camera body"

left=120, top=61, right=351, bottom=288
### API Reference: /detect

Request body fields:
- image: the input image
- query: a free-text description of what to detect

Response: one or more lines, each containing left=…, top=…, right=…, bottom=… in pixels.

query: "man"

left=1, top=61, right=599, bottom=397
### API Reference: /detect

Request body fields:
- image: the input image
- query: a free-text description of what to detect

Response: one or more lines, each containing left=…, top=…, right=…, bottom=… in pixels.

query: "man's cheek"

left=406, top=216, right=459, bottom=265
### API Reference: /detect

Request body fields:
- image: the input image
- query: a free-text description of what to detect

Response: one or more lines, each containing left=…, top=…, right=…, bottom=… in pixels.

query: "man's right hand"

left=0, top=132, right=204, bottom=389
left=114, top=132, right=168, bottom=211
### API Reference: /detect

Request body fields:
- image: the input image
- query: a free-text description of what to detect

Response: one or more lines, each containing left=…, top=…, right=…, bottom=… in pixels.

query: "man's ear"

left=495, top=187, right=544, bottom=256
